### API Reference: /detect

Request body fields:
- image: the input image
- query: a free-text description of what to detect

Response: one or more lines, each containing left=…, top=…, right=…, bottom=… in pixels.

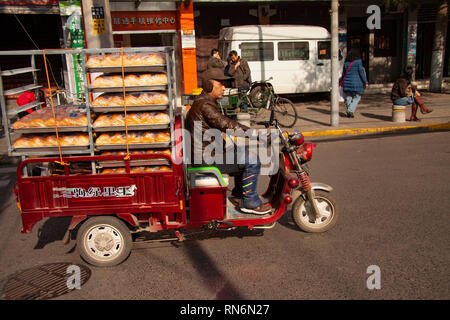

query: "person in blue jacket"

left=340, top=48, right=369, bottom=118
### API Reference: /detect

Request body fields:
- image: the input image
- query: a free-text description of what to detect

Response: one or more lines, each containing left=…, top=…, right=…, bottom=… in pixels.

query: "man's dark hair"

left=402, top=66, right=414, bottom=81
left=345, top=47, right=361, bottom=62
left=211, top=48, right=219, bottom=56
left=229, top=50, right=238, bottom=57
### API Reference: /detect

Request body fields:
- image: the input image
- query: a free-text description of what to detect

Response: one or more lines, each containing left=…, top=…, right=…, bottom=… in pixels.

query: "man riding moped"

left=185, top=68, right=271, bottom=215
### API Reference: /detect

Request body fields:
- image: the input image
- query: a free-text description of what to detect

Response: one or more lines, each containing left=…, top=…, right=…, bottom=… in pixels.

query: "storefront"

left=192, top=0, right=333, bottom=85
left=107, top=0, right=197, bottom=95
left=0, top=1, right=63, bottom=91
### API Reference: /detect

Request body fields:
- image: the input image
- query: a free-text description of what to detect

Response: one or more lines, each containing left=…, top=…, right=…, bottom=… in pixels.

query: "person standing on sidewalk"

left=226, top=50, right=252, bottom=112
left=340, top=48, right=369, bottom=118
left=391, top=67, right=433, bottom=121
left=207, top=48, right=226, bottom=70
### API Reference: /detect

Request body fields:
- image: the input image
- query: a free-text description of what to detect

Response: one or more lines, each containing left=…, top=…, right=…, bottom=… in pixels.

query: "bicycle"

left=218, top=77, right=298, bottom=128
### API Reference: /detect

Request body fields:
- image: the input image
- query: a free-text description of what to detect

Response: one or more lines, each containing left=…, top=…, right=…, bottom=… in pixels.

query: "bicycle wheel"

left=273, top=97, right=297, bottom=128
left=249, top=85, right=270, bottom=108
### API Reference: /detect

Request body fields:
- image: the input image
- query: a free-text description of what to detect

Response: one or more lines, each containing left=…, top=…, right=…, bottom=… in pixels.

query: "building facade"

left=1, top=0, right=448, bottom=94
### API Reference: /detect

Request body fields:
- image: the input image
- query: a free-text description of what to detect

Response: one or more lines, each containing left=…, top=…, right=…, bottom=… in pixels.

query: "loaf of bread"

left=101, top=167, right=127, bottom=174
left=91, top=92, right=169, bottom=107
left=95, top=131, right=170, bottom=145
left=13, top=134, right=89, bottom=148
left=12, top=105, right=87, bottom=129
left=87, top=53, right=165, bottom=68
left=100, top=149, right=171, bottom=156
left=92, top=73, right=168, bottom=87
left=101, top=166, right=171, bottom=174
left=93, top=112, right=170, bottom=127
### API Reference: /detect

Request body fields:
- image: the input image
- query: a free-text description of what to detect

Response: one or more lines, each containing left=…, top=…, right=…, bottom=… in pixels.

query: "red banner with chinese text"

left=111, top=11, right=177, bottom=31
left=0, top=0, right=60, bottom=5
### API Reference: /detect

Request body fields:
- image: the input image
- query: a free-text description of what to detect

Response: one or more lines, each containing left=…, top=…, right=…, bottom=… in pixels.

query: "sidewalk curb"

left=301, top=122, right=450, bottom=139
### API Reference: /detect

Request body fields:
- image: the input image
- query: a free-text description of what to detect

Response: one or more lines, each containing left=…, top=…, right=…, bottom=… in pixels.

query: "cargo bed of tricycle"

left=15, top=153, right=186, bottom=234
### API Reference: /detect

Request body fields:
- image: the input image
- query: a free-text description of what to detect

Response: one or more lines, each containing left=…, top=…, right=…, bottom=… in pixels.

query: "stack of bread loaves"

left=13, top=134, right=89, bottom=148
left=101, top=166, right=171, bottom=174
left=13, top=105, right=87, bottom=129
left=93, top=112, right=170, bottom=127
left=95, top=131, right=170, bottom=145
left=92, top=92, right=169, bottom=107
left=86, top=52, right=165, bottom=67
left=92, top=73, right=168, bottom=88
left=100, top=149, right=171, bottom=156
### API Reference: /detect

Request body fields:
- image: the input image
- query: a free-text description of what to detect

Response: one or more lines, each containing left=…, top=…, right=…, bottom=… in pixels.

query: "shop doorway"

left=416, top=23, right=435, bottom=79
left=346, top=18, right=370, bottom=80
left=0, top=14, right=63, bottom=90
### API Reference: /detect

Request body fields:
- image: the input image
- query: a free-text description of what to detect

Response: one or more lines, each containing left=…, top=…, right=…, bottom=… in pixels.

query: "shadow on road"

left=306, top=107, right=348, bottom=121
left=182, top=240, right=244, bottom=299
left=132, top=227, right=264, bottom=299
left=34, top=217, right=71, bottom=249
left=360, top=112, right=391, bottom=121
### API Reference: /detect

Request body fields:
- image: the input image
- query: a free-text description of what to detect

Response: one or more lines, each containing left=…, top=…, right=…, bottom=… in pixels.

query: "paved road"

left=0, top=131, right=449, bottom=300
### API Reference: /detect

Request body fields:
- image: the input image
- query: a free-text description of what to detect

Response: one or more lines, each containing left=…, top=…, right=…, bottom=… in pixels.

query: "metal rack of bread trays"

left=0, top=47, right=178, bottom=176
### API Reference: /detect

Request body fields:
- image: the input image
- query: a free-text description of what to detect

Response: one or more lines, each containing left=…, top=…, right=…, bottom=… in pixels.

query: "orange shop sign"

left=111, top=11, right=177, bottom=31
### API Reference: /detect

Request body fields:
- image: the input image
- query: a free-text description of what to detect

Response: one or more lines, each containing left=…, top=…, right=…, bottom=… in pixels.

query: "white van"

left=218, top=25, right=344, bottom=94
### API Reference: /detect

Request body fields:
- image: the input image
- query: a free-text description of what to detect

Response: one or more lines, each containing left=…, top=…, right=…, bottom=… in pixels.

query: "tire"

left=77, top=216, right=132, bottom=267
left=273, top=97, right=297, bottom=128
left=292, top=191, right=339, bottom=233
left=249, top=85, right=270, bottom=108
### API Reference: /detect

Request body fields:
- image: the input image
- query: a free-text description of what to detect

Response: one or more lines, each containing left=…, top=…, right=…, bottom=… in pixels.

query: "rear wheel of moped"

left=292, top=191, right=339, bottom=233
left=77, top=216, right=132, bottom=267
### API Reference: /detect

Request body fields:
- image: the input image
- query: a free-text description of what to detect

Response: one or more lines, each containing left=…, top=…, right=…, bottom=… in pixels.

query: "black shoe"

left=229, top=196, right=241, bottom=206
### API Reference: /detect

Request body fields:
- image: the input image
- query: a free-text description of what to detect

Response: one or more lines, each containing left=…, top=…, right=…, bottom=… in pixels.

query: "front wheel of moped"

left=292, top=191, right=339, bottom=233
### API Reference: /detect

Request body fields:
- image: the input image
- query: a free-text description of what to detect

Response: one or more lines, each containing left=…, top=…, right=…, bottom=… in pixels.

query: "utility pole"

left=429, top=0, right=448, bottom=92
left=81, top=0, right=114, bottom=48
left=331, top=0, right=339, bottom=127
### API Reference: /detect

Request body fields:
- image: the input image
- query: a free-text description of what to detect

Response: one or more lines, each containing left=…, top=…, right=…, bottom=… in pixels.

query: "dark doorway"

left=0, top=14, right=63, bottom=90
left=346, top=18, right=370, bottom=80
left=416, top=23, right=435, bottom=79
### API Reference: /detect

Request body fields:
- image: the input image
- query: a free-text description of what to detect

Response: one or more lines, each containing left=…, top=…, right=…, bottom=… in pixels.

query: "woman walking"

left=340, top=48, right=369, bottom=118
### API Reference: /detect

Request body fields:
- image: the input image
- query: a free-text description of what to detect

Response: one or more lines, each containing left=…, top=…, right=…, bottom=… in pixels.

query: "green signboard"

left=60, top=1, right=86, bottom=101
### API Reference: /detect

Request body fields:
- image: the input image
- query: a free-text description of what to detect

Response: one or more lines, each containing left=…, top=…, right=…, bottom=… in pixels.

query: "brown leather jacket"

left=226, top=58, right=252, bottom=88
left=185, top=92, right=249, bottom=161
left=391, top=77, right=411, bottom=101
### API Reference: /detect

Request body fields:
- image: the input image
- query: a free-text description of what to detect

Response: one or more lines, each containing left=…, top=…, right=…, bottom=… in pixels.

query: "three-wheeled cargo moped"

left=14, top=112, right=339, bottom=267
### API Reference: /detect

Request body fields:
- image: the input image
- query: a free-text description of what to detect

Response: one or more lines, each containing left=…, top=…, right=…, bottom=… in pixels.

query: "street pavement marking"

left=302, top=123, right=450, bottom=137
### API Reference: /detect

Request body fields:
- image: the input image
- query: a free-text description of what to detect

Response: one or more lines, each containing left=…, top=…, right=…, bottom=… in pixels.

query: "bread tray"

left=13, top=145, right=90, bottom=153
left=86, top=65, right=166, bottom=73
left=98, top=158, right=170, bottom=167
left=91, top=104, right=169, bottom=113
left=93, top=123, right=169, bottom=132
left=95, top=142, right=170, bottom=150
left=13, top=126, right=88, bottom=134
left=89, top=85, right=168, bottom=93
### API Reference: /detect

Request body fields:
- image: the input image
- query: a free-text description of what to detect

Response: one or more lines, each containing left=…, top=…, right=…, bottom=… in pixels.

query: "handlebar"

left=250, top=76, right=273, bottom=87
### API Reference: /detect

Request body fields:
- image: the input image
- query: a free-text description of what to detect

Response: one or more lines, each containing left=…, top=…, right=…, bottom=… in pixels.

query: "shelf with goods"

left=82, top=47, right=178, bottom=174
left=0, top=49, right=92, bottom=160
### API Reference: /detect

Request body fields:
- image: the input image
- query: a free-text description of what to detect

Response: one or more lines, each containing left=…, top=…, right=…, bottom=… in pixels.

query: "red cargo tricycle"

left=14, top=114, right=339, bottom=267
